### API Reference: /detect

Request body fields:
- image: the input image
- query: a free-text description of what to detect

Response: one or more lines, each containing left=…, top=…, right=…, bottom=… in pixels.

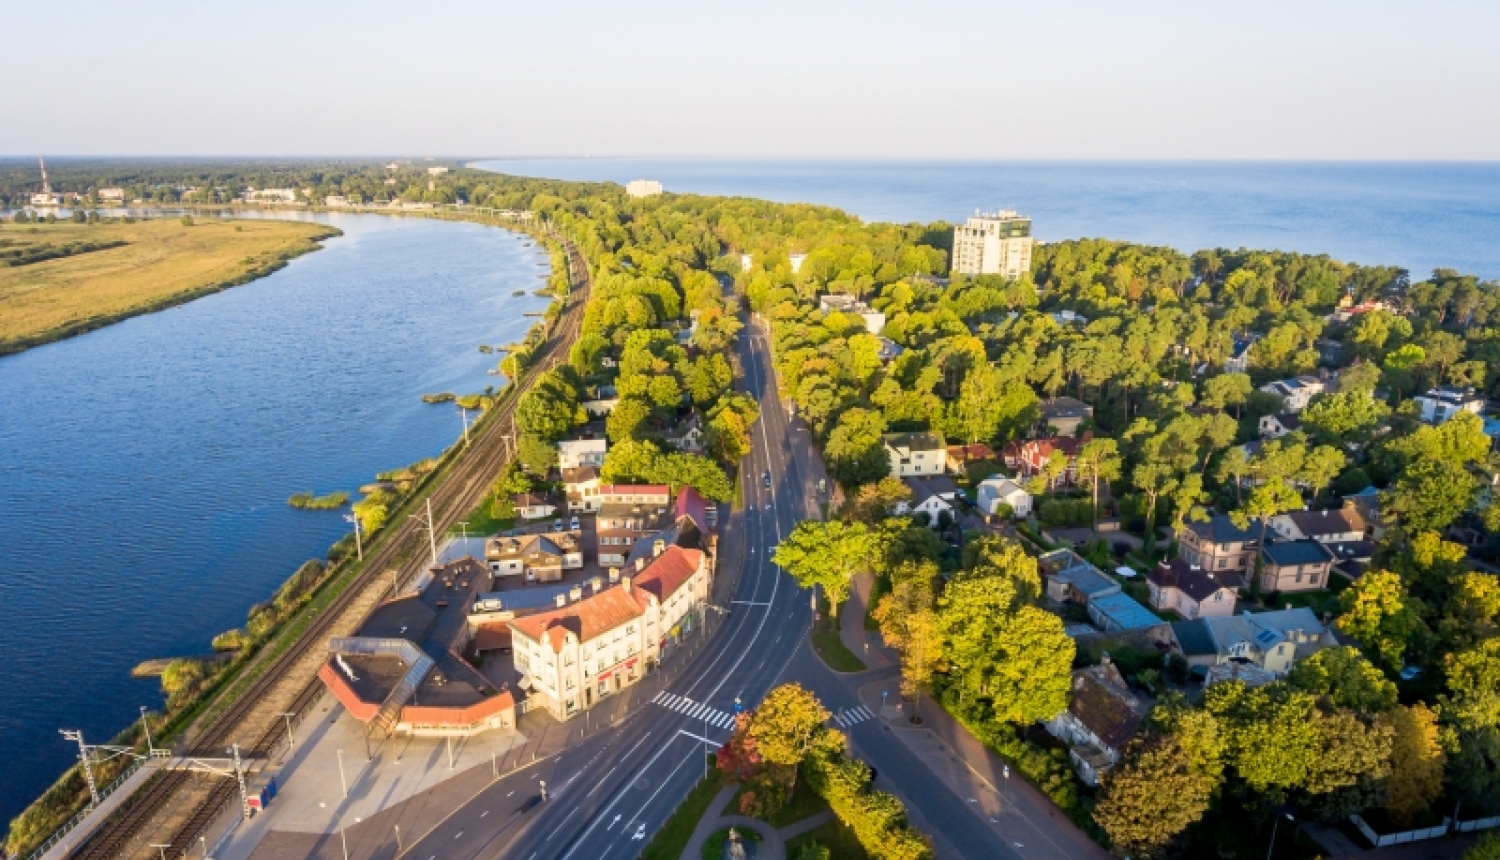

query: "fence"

left=21, top=757, right=150, bottom=860
left=1450, top=815, right=1500, bottom=834
left=1350, top=814, right=1448, bottom=848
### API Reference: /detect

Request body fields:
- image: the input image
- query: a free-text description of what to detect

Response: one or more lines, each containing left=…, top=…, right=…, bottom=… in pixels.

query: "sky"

left=5, top=0, right=1499, bottom=160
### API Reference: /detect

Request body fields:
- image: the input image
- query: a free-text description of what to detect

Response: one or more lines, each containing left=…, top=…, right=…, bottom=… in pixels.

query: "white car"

left=569, top=516, right=580, bottom=531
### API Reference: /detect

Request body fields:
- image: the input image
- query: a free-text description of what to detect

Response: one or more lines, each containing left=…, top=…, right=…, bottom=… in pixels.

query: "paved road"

left=400, top=319, right=1039, bottom=860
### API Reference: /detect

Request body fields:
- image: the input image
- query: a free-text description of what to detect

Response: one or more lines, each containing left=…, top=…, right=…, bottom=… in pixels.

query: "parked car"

left=552, top=518, right=563, bottom=532
left=569, top=516, right=580, bottom=531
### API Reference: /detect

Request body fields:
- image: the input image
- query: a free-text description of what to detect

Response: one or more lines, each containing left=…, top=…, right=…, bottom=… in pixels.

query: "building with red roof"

left=508, top=544, right=711, bottom=720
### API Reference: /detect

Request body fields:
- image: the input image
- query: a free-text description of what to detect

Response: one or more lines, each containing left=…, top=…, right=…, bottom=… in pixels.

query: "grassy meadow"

left=0, top=217, right=339, bottom=354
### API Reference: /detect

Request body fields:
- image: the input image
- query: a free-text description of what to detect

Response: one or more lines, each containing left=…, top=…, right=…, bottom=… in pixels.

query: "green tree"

left=1301, top=389, right=1390, bottom=445
left=872, top=577, right=940, bottom=701
left=1285, top=646, right=1398, bottom=712
left=605, top=397, right=652, bottom=442
left=1204, top=682, right=1321, bottom=792
left=1201, top=372, right=1253, bottom=417
left=773, top=520, right=873, bottom=616
left=600, top=438, right=662, bottom=483
left=649, top=452, right=733, bottom=501
left=937, top=578, right=1073, bottom=722
left=1075, top=438, right=1122, bottom=531
left=1336, top=570, right=1423, bottom=669
left=1385, top=458, right=1478, bottom=534
left=1093, top=735, right=1216, bottom=859
left=825, top=407, right=891, bottom=488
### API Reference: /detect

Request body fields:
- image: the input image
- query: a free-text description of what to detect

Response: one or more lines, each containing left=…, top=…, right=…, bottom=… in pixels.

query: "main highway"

left=399, top=318, right=1031, bottom=860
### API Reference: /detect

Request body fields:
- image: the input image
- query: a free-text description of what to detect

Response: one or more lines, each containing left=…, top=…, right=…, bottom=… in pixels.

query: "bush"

left=1038, top=498, right=1095, bottom=528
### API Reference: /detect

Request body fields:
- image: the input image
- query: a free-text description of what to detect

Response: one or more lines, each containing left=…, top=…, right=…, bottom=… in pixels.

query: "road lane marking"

left=558, top=734, right=683, bottom=860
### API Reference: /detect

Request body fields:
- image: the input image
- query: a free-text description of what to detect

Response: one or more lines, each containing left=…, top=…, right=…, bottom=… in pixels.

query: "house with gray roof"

left=883, top=432, right=947, bottom=478
left=1258, top=540, right=1335, bottom=593
left=1199, top=607, right=1331, bottom=675
left=1145, top=559, right=1239, bottom=619
left=1177, top=514, right=1259, bottom=574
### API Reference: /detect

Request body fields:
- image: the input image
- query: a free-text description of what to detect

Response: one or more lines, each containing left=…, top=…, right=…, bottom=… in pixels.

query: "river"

left=0, top=213, right=550, bottom=822
left=475, top=159, right=1500, bottom=280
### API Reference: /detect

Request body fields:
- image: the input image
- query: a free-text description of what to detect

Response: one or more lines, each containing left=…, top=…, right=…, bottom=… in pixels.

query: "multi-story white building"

left=509, top=544, right=711, bottom=719
left=558, top=438, right=608, bottom=470
left=1414, top=387, right=1485, bottom=424
left=951, top=211, right=1034, bottom=280
left=625, top=179, right=663, bottom=198
left=883, top=432, right=947, bottom=477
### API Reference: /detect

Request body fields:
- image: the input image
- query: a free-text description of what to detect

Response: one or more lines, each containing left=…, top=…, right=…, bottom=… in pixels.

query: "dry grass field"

left=0, top=217, right=340, bottom=354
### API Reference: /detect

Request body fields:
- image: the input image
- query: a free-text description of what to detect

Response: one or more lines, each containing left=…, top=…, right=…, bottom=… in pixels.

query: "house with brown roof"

left=596, top=500, right=671, bottom=567
left=485, top=532, right=583, bottom=582
left=1043, top=657, right=1149, bottom=786
left=1002, top=433, right=1092, bottom=488
left=944, top=444, right=995, bottom=474
left=1269, top=508, right=1366, bottom=544
left=1145, top=559, right=1240, bottom=619
left=512, top=492, right=558, bottom=520
left=508, top=545, right=711, bottom=720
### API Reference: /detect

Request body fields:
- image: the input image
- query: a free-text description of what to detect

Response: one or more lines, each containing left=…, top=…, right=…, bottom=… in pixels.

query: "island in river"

left=0, top=217, right=339, bottom=355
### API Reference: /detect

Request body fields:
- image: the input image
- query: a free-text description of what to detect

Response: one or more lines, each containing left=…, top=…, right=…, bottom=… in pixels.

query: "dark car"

left=762, top=472, right=772, bottom=488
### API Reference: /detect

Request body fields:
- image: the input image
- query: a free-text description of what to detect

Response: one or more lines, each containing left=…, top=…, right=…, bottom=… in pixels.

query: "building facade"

left=951, top=211, right=1034, bottom=280
left=883, top=432, right=947, bottom=477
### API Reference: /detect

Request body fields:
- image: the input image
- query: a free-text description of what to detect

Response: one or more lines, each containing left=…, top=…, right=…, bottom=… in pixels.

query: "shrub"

left=1038, top=498, right=1095, bottom=527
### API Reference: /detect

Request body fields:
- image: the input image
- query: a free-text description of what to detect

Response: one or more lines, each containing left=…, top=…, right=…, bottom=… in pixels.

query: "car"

left=569, top=516, right=580, bottom=531
left=552, top=519, right=563, bottom=532
left=762, top=472, right=772, bottom=488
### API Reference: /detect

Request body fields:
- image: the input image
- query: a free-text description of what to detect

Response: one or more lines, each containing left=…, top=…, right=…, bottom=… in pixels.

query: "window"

left=1218, top=559, right=1227, bottom=569
left=565, top=677, right=575, bottom=690
left=626, top=625, right=635, bottom=635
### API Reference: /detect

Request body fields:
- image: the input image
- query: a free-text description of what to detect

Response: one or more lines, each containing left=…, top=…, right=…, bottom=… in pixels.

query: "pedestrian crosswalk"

left=832, top=705, right=875, bottom=728
left=652, top=692, right=736, bottom=729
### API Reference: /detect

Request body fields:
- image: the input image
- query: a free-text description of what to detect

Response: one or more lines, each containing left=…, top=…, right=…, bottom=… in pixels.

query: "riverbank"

left=0, top=218, right=340, bottom=356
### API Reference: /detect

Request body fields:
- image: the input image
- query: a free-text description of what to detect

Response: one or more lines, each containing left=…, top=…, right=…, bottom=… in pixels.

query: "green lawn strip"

left=783, top=817, right=871, bottom=860
left=640, top=768, right=726, bottom=860
left=810, top=596, right=865, bottom=673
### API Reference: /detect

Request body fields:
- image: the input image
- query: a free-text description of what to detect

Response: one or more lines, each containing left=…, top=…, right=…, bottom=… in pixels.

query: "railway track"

left=65, top=225, right=592, bottom=860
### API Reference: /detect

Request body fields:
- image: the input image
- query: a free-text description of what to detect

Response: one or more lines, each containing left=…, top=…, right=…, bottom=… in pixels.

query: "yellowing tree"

left=1384, top=703, right=1446, bottom=827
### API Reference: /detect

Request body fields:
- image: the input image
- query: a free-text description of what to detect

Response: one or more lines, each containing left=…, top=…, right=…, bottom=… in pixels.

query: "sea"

left=474, top=160, right=1500, bottom=281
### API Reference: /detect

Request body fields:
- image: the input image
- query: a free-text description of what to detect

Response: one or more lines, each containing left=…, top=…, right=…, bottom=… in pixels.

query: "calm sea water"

left=474, top=160, right=1500, bottom=280
left=0, top=213, right=550, bottom=821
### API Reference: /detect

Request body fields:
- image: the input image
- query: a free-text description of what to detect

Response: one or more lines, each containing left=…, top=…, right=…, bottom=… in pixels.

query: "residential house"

left=1001, top=433, right=1091, bottom=488
left=1343, top=487, right=1387, bottom=541
left=625, top=179, right=663, bottom=197
left=789, top=253, right=807, bottom=274
left=1258, top=376, right=1328, bottom=413
left=1269, top=508, right=1366, bottom=544
left=1333, top=298, right=1399, bottom=323
left=883, top=432, right=947, bottom=477
left=1225, top=334, right=1259, bottom=373
left=509, top=545, right=711, bottom=719
left=563, top=466, right=603, bottom=512
left=1325, top=538, right=1378, bottom=581
left=324, top=195, right=351, bottom=208
left=1039, top=549, right=1159, bottom=631
left=1258, top=541, right=1336, bottom=593
left=486, top=531, right=583, bottom=581
left=1145, top=559, right=1240, bottom=619
left=875, top=336, right=905, bottom=362
left=663, top=417, right=704, bottom=453
left=581, top=397, right=619, bottom=418
left=1414, top=387, right=1486, bottom=424
left=976, top=475, right=1032, bottom=518
left=894, top=476, right=960, bottom=523
left=558, top=438, right=607, bottom=471
left=1168, top=619, right=1221, bottom=671
left=1198, top=607, right=1331, bottom=676
left=1259, top=412, right=1303, bottom=440
left=1177, top=514, right=1259, bottom=574
left=944, top=444, right=995, bottom=474
left=595, top=496, right=671, bottom=567
left=1038, top=397, right=1093, bottom=437
left=1205, top=662, right=1278, bottom=688
left=1043, top=657, right=1149, bottom=786
left=818, top=294, right=886, bottom=335
left=97, top=188, right=126, bottom=203
left=512, top=493, right=558, bottom=520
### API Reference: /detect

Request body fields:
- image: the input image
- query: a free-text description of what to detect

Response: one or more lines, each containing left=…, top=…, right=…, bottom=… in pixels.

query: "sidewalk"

left=841, top=573, right=895, bottom=670
left=678, top=783, right=834, bottom=860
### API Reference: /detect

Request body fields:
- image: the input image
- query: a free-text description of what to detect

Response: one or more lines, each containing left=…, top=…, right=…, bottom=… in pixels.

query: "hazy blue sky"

left=5, top=0, right=1498, bottom=159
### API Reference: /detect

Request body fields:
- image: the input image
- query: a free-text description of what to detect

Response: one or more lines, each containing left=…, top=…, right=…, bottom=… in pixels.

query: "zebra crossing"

left=652, top=691, right=736, bottom=729
left=832, top=705, right=875, bottom=728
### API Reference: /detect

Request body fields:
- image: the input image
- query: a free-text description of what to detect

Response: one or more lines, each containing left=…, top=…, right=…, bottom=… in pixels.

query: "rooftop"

left=884, top=431, right=946, bottom=452
left=1184, top=513, right=1259, bottom=545
left=1261, top=540, right=1335, bottom=567
left=903, top=475, right=959, bottom=505
left=1089, top=591, right=1162, bottom=631
left=1066, top=662, right=1148, bottom=749
left=1171, top=619, right=1218, bottom=657
left=1280, top=508, right=1364, bottom=537
left=1147, top=559, right=1240, bottom=601
left=1039, top=397, right=1092, bottom=419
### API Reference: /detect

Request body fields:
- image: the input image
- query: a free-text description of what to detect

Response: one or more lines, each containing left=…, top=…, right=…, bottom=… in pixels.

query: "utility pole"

left=232, top=744, right=251, bottom=819
left=151, top=844, right=170, bottom=860
left=426, top=498, right=437, bottom=563
left=458, top=406, right=472, bottom=447
left=337, top=749, right=349, bottom=798
left=139, top=706, right=155, bottom=756
left=344, top=513, right=363, bottom=561
left=61, top=730, right=99, bottom=806
left=389, top=568, right=401, bottom=594
left=276, top=712, right=297, bottom=754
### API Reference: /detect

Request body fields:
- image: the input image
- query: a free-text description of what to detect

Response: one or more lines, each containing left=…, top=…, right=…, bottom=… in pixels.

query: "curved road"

left=400, top=320, right=1032, bottom=860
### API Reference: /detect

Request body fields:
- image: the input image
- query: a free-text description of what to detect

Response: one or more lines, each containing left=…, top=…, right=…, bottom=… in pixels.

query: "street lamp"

left=1266, top=812, right=1294, bottom=860
left=343, top=513, right=363, bottom=562
left=140, top=706, right=155, bottom=756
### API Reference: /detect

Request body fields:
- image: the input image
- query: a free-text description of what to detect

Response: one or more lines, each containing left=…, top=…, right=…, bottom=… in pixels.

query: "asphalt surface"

left=400, top=319, right=1033, bottom=860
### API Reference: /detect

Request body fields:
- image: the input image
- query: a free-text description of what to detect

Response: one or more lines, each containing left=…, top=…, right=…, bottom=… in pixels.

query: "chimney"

left=1100, top=651, right=1112, bottom=666
left=1074, top=675, right=1085, bottom=690
left=653, top=539, right=665, bottom=557
left=621, top=576, right=632, bottom=594
left=569, top=586, right=582, bottom=603
left=554, top=594, right=567, bottom=608
left=608, top=567, right=620, bottom=583
left=589, top=577, right=603, bottom=594
left=635, top=558, right=645, bottom=573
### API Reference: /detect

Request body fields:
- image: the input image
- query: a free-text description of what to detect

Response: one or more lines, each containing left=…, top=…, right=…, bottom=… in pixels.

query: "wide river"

left=0, top=213, right=550, bottom=821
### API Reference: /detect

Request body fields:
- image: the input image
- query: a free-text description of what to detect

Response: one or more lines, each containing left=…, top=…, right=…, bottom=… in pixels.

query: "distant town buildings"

left=97, top=188, right=125, bottom=204
left=242, top=188, right=299, bottom=204
left=788, top=253, right=807, bottom=274
left=427, top=166, right=449, bottom=176
left=625, top=179, right=663, bottom=198
left=951, top=210, right=1034, bottom=280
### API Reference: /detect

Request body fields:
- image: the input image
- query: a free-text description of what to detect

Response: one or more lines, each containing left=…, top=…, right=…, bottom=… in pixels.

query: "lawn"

left=810, top=595, right=865, bottom=672
left=641, top=767, right=726, bottom=860
left=0, top=217, right=338, bottom=354
left=449, top=488, right=514, bottom=536
left=863, top=575, right=890, bottom=632
left=784, top=817, right=871, bottom=860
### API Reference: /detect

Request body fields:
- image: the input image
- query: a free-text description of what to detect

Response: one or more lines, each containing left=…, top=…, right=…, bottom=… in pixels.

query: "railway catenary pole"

left=61, top=730, right=100, bottom=806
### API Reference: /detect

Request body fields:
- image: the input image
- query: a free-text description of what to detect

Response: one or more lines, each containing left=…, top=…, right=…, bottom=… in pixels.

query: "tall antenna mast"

left=38, top=157, right=51, bottom=194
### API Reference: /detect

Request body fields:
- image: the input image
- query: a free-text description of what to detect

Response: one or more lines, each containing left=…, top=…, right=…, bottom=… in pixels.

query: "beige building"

left=625, top=179, right=663, bottom=198
left=951, top=211, right=1034, bottom=279
left=1177, top=514, right=1259, bottom=574
left=509, top=545, right=710, bottom=719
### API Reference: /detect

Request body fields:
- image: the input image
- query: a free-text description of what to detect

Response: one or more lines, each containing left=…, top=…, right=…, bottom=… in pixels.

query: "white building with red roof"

left=508, top=544, right=711, bottom=720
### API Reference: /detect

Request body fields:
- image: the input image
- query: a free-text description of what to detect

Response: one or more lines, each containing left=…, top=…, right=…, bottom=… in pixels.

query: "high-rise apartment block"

left=951, top=210, right=1034, bottom=279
